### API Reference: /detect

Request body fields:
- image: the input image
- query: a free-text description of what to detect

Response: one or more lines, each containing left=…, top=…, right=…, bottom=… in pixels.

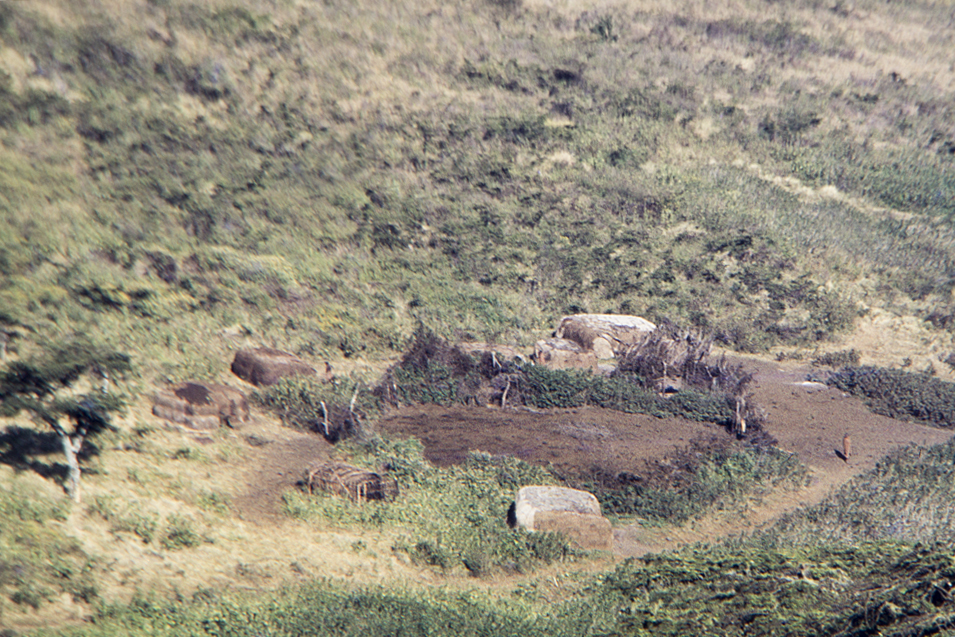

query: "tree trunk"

left=58, top=432, right=85, bottom=503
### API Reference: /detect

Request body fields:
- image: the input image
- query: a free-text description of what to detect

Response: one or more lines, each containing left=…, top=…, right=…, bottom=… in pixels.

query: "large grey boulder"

left=153, top=382, right=249, bottom=430
left=457, top=342, right=529, bottom=365
left=514, top=486, right=613, bottom=551
left=231, top=347, right=316, bottom=387
left=534, top=338, right=598, bottom=371
left=557, top=314, right=656, bottom=359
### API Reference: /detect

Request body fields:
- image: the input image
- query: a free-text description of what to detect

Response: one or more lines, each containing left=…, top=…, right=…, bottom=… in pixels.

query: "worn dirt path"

left=614, top=356, right=954, bottom=556
left=237, top=355, right=953, bottom=558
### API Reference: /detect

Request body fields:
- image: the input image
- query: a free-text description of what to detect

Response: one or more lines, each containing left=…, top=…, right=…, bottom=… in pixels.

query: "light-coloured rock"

left=557, top=314, right=656, bottom=359
left=534, top=338, right=598, bottom=371
left=457, top=342, right=529, bottom=364
left=534, top=510, right=613, bottom=551
left=514, top=486, right=613, bottom=551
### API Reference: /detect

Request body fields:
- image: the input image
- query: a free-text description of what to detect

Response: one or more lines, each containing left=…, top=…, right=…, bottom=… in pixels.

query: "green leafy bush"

left=374, top=328, right=738, bottom=426
left=285, top=437, right=577, bottom=576
left=0, top=482, right=99, bottom=608
left=588, top=439, right=806, bottom=522
left=827, top=366, right=955, bottom=427
left=253, top=375, right=380, bottom=441
left=811, top=349, right=860, bottom=368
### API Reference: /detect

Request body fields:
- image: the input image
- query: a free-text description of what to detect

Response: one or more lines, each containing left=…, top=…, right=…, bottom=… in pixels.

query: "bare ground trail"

left=18, top=353, right=943, bottom=631
left=614, top=356, right=954, bottom=556
left=361, top=355, right=954, bottom=557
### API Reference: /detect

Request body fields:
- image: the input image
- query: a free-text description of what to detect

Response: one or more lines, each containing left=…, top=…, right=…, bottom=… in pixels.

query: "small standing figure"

left=842, top=433, right=852, bottom=462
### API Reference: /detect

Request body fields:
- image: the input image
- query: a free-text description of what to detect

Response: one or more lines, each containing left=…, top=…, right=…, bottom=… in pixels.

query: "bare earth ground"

left=369, top=355, right=953, bottom=557
left=3, top=352, right=953, bottom=631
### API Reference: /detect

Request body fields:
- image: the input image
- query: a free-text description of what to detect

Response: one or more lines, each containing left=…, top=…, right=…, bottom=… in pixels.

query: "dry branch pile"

left=616, top=321, right=763, bottom=435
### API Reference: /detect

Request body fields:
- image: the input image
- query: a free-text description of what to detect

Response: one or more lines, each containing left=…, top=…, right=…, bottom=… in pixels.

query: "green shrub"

left=253, top=375, right=379, bottom=441
left=590, top=440, right=806, bottom=522
left=286, top=437, right=575, bottom=576
left=811, top=349, right=860, bottom=368
left=161, top=515, right=203, bottom=550
left=521, top=365, right=592, bottom=409
left=827, top=366, right=955, bottom=427
left=373, top=328, right=739, bottom=427
left=0, top=482, right=99, bottom=609
left=599, top=540, right=955, bottom=637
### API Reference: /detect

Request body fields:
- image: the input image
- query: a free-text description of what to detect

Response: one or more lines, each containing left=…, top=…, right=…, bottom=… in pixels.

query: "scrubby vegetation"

left=586, top=437, right=807, bottom=522
left=772, top=439, right=955, bottom=546
left=45, top=437, right=955, bottom=637
left=827, top=366, right=955, bottom=427
left=285, top=437, right=579, bottom=576
left=255, top=327, right=750, bottom=434
left=256, top=327, right=803, bottom=525
left=4, top=0, right=955, bottom=632
left=4, top=0, right=954, bottom=372
left=0, top=483, right=98, bottom=612
left=253, top=374, right=379, bottom=442
left=44, top=542, right=955, bottom=637
left=380, top=328, right=741, bottom=423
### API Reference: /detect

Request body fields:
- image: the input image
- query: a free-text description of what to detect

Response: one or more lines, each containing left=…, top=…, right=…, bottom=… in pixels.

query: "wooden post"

left=320, top=401, right=329, bottom=437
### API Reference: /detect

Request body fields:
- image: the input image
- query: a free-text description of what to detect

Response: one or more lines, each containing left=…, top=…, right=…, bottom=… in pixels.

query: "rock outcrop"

left=231, top=347, right=316, bottom=386
left=534, top=338, right=599, bottom=371
left=513, top=485, right=613, bottom=551
left=152, top=382, right=249, bottom=430
left=557, top=314, right=656, bottom=359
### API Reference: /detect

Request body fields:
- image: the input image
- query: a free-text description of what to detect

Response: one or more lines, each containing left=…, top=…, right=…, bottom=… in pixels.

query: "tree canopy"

left=0, top=338, right=131, bottom=501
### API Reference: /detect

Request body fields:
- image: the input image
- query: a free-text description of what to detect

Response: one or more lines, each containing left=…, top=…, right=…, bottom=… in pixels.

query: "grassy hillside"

left=1, top=0, right=954, bottom=379
left=41, top=438, right=955, bottom=637
left=3, top=0, right=955, bottom=633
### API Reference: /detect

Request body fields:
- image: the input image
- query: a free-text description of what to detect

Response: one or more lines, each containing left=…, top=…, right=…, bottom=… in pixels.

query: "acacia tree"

left=0, top=341, right=130, bottom=502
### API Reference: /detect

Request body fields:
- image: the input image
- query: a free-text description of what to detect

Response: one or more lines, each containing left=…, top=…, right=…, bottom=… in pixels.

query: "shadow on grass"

left=0, top=425, right=69, bottom=484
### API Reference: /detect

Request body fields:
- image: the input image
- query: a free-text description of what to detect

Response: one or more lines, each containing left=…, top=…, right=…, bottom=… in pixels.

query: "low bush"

left=88, top=495, right=159, bottom=544
left=584, top=438, right=807, bottom=522
left=602, top=540, right=955, bottom=637
left=160, top=515, right=204, bottom=550
left=284, top=437, right=578, bottom=576
left=827, top=366, right=955, bottom=427
left=811, top=349, right=860, bottom=368
left=770, top=439, right=955, bottom=545
left=378, top=327, right=745, bottom=427
left=0, top=482, right=99, bottom=609
left=258, top=327, right=752, bottom=444
left=253, top=375, right=380, bottom=442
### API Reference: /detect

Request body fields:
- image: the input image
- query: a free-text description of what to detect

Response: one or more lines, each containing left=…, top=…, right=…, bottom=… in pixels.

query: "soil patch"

left=377, top=404, right=724, bottom=481
left=232, top=417, right=333, bottom=523
left=374, top=356, right=954, bottom=557
left=235, top=355, right=954, bottom=558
